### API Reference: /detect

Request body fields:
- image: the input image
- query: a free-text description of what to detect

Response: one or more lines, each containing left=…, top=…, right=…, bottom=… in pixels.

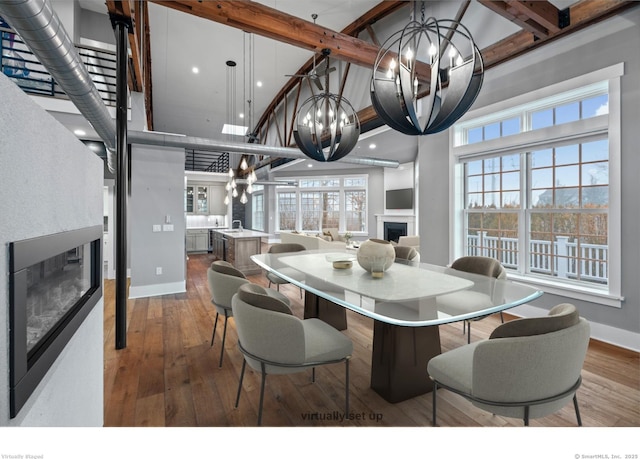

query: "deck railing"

left=467, top=233, right=608, bottom=283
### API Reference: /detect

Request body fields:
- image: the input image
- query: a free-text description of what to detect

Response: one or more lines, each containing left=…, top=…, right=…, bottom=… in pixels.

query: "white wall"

left=0, top=73, right=104, bottom=426
left=129, top=145, right=186, bottom=298
left=418, top=9, right=640, bottom=346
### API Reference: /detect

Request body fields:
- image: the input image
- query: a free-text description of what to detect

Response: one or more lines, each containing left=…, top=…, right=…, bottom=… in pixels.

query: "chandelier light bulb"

left=250, top=170, right=257, bottom=182
left=240, top=157, right=248, bottom=170
left=240, top=191, right=248, bottom=204
left=231, top=178, right=236, bottom=189
left=247, top=183, right=253, bottom=194
left=225, top=182, right=231, bottom=191
left=224, top=195, right=230, bottom=205
left=228, top=168, right=234, bottom=177
left=232, top=188, right=238, bottom=198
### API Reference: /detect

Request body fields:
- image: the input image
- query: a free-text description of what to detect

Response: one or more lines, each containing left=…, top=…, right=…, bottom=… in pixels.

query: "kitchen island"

left=211, top=229, right=269, bottom=275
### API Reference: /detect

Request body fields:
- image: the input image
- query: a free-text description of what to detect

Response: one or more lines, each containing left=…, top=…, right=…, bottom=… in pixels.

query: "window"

left=453, top=65, right=623, bottom=306
left=251, top=185, right=264, bottom=231
left=276, top=175, right=368, bottom=234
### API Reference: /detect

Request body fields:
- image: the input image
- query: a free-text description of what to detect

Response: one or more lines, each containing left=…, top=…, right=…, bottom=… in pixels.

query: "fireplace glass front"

left=9, top=225, right=102, bottom=418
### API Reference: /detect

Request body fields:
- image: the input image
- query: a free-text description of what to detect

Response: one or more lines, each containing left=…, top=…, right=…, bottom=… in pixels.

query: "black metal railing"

left=1, top=27, right=117, bottom=106
left=185, top=150, right=230, bottom=173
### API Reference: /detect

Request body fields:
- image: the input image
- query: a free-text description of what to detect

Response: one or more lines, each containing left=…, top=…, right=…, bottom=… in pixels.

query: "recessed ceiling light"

left=192, top=67, right=199, bottom=74
left=239, top=113, right=244, bottom=119
left=256, top=81, right=263, bottom=87
left=369, top=143, right=376, bottom=149
left=74, top=129, right=86, bottom=136
left=307, top=163, right=313, bottom=168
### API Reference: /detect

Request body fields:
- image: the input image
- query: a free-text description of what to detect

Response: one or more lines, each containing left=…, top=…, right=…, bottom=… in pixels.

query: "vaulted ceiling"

left=78, top=0, right=634, bottom=171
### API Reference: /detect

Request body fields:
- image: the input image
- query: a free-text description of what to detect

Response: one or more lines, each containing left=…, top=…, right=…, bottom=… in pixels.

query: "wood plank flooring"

left=103, top=252, right=640, bottom=427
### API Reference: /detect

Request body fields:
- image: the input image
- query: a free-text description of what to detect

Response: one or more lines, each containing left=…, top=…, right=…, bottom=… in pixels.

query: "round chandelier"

left=293, top=49, right=360, bottom=162
left=370, top=5, right=483, bottom=136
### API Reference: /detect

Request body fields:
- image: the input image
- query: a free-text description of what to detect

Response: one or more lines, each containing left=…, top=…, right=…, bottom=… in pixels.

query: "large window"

left=251, top=185, right=264, bottom=231
left=276, top=175, right=368, bottom=234
left=453, top=65, right=622, bottom=306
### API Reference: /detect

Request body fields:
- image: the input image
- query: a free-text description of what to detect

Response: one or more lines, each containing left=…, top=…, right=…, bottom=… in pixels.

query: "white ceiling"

left=65, top=1, right=583, bottom=171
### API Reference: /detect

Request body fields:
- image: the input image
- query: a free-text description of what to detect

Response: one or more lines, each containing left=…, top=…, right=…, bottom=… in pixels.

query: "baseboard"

left=510, top=304, right=640, bottom=353
left=128, top=280, right=186, bottom=299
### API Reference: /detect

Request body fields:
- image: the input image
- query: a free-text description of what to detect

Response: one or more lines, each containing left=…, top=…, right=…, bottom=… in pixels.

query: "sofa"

left=396, top=235, right=420, bottom=251
left=280, top=229, right=347, bottom=250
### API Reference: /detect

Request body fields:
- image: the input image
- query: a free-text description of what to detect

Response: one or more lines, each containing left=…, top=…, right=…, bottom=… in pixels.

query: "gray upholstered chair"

left=428, top=303, right=590, bottom=426
left=448, top=256, right=506, bottom=343
left=207, top=261, right=289, bottom=367
left=266, top=243, right=306, bottom=298
left=232, top=283, right=353, bottom=425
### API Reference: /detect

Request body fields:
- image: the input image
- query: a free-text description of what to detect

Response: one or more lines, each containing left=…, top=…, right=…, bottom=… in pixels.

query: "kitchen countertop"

left=187, top=226, right=228, bottom=230
left=212, top=229, right=270, bottom=239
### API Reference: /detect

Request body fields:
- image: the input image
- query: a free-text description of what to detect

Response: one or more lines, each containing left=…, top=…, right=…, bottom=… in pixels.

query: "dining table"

left=251, top=250, right=543, bottom=403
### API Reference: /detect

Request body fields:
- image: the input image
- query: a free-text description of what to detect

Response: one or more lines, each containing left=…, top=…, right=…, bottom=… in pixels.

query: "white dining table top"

left=251, top=250, right=543, bottom=327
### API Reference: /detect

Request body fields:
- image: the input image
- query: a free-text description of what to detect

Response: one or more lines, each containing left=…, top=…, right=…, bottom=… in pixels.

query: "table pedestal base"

left=304, top=292, right=347, bottom=330
left=370, top=321, right=441, bottom=403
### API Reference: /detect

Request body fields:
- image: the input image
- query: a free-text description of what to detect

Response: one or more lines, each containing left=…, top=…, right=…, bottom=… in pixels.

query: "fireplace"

left=384, top=222, right=407, bottom=243
left=9, top=225, right=102, bottom=418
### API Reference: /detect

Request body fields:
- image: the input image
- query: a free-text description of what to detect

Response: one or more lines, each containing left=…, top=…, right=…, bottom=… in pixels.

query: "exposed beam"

left=149, top=0, right=388, bottom=68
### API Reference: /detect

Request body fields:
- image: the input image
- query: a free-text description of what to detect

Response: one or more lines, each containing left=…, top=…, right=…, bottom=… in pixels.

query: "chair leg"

left=432, top=381, right=438, bottom=426
left=311, top=367, right=315, bottom=382
left=345, top=358, right=350, bottom=416
left=258, top=364, right=267, bottom=426
left=210, top=312, right=219, bottom=346
left=573, top=394, right=583, bottom=426
left=268, top=280, right=272, bottom=288
left=467, top=322, right=472, bottom=344
left=219, top=310, right=229, bottom=368
left=499, top=311, right=504, bottom=323
left=524, top=406, right=530, bottom=426
left=299, top=287, right=303, bottom=299
left=235, top=359, right=246, bottom=408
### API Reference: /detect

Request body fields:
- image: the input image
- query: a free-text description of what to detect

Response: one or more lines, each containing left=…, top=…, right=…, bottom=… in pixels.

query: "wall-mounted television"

left=385, top=188, right=413, bottom=209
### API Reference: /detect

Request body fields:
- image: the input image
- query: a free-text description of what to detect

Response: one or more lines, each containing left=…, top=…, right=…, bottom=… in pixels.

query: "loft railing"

left=1, top=28, right=117, bottom=106
left=467, top=233, right=608, bottom=284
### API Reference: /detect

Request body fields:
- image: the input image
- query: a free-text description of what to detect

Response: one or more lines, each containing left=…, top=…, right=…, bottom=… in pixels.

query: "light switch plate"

left=152, top=224, right=162, bottom=232
left=163, top=224, right=174, bottom=232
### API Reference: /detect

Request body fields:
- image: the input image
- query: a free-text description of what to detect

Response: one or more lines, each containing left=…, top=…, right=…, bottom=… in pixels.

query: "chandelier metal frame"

left=370, top=5, right=484, bottom=136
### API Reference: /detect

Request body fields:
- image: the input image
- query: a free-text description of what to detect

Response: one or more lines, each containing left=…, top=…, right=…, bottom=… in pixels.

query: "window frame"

left=275, top=174, right=369, bottom=235
left=450, top=64, right=623, bottom=308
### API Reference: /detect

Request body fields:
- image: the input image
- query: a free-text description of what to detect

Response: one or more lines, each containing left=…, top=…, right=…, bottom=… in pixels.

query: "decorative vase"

left=356, top=238, right=395, bottom=278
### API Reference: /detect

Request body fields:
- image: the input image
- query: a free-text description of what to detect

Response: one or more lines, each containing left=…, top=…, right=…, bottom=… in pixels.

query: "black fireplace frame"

left=9, top=225, right=102, bottom=418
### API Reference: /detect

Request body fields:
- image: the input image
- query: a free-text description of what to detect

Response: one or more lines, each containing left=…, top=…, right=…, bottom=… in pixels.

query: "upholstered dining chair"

left=265, top=243, right=306, bottom=298
left=207, top=261, right=290, bottom=367
left=393, top=245, right=420, bottom=264
left=232, top=283, right=353, bottom=426
left=428, top=303, right=590, bottom=426
left=448, top=256, right=506, bottom=343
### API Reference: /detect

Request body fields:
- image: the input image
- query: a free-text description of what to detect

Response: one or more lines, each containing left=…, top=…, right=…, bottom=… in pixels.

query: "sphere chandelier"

left=293, top=49, right=360, bottom=162
left=370, top=4, right=483, bottom=136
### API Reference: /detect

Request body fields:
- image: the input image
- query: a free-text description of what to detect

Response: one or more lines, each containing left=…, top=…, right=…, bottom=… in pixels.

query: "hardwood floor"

left=103, top=252, right=640, bottom=428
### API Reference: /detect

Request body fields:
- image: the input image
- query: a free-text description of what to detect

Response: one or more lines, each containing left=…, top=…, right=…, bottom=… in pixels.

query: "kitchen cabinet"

left=185, top=185, right=210, bottom=214
left=186, top=228, right=209, bottom=252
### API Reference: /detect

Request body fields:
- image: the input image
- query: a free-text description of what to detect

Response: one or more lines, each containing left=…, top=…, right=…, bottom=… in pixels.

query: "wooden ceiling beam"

left=148, top=0, right=392, bottom=68
left=478, top=0, right=552, bottom=38
left=506, top=1, right=562, bottom=34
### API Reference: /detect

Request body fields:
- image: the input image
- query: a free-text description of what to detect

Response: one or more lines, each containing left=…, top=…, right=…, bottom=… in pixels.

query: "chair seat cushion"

left=302, top=319, right=353, bottom=363
left=427, top=342, right=481, bottom=395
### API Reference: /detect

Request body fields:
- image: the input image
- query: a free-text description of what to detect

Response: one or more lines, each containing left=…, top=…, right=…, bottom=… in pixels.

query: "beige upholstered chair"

left=428, top=303, right=590, bottom=426
left=447, top=256, right=506, bottom=343
left=393, top=245, right=420, bottom=264
left=266, top=243, right=306, bottom=298
left=232, top=283, right=353, bottom=425
left=207, top=261, right=289, bottom=367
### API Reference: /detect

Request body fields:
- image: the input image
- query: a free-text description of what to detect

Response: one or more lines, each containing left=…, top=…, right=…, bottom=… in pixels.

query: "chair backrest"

left=232, top=284, right=305, bottom=369
left=267, top=243, right=306, bottom=254
left=207, top=261, right=249, bottom=308
left=451, top=256, right=506, bottom=279
left=394, top=245, right=420, bottom=263
left=471, top=304, right=590, bottom=419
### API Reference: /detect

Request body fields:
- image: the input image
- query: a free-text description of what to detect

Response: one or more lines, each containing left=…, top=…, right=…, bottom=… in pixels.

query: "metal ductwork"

left=1, top=0, right=398, bottom=170
left=128, top=130, right=399, bottom=169
left=0, top=0, right=117, bottom=170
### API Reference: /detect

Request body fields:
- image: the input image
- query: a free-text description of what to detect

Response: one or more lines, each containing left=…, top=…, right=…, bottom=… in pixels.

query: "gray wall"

left=418, top=9, right=640, bottom=337
left=0, top=73, right=104, bottom=426
left=129, top=145, right=186, bottom=298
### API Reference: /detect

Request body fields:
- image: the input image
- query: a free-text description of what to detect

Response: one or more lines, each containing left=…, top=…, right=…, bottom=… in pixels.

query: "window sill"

left=506, top=273, right=624, bottom=308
